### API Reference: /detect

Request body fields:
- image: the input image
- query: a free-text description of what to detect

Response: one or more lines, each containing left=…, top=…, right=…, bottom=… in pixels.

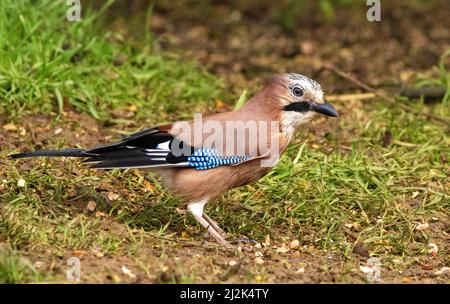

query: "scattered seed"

left=433, top=267, right=450, bottom=276
left=289, top=239, right=300, bottom=250
left=263, top=235, right=271, bottom=247
left=428, top=243, right=438, bottom=254
left=121, top=266, right=136, bottom=279
left=275, top=244, right=290, bottom=253
left=17, top=178, right=26, bottom=188
left=402, top=277, right=411, bottom=283
left=414, top=223, right=429, bottom=231
left=176, top=207, right=186, bottom=215
left=228, top=260, right=237, bottom=267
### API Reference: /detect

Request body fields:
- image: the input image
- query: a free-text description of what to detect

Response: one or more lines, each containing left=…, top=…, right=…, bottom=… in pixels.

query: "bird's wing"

left=84, top=125, right=253, bottom=170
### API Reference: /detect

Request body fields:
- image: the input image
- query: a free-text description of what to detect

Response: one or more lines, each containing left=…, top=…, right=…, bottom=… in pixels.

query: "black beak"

left=310, top=102, right=339, bottom=117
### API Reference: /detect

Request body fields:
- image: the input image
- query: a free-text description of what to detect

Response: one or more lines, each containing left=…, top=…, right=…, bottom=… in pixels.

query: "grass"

left=0, top=0, right=223, bottom=121
left=0, top=0, right=449, bottom=283
left=0, top=244, right=44, bottom=283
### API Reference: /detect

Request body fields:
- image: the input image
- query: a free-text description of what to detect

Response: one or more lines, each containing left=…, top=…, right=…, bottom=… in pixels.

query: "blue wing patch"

left=187, top=148, right=251, bottom=170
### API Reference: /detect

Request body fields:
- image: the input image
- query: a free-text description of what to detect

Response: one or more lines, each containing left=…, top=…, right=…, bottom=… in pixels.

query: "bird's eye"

left=292, top=86, right=304, bottom=97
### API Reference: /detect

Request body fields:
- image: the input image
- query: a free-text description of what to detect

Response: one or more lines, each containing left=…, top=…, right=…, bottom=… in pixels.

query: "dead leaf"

left=143, top=179, right=155, bottom=192
left=107, top=192, right=119, bottom=201
left=215, top=99, right=228, bottom=110
left=382, top=130, right=392, bottom=147
left=263, top=234, right=271, bottom=246
left=72, top=250, right=88, bottom=257
left=2, top=123, right=18, bottom=131
left=95, top=211, right=107, bottom=218
left=275, top=244, right=290, bottom=253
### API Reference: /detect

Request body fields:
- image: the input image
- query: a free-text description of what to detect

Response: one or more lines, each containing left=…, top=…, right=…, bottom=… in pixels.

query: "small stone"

left=254, top=257, right=265, bottom=265
left=353, top=242, right=370, bottom=258
left=295, top=267, right=305, bottom=274
left=86, top=201, right=97, bottom=212
left=299, top=41, right=314, bottom=55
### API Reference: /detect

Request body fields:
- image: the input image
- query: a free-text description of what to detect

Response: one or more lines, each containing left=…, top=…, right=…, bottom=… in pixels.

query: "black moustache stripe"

left=283, top=102, right=311, bottom=112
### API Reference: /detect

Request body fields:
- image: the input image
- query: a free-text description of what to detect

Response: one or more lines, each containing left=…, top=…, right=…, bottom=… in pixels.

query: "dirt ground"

left=1, top=1, right=449, bottom=283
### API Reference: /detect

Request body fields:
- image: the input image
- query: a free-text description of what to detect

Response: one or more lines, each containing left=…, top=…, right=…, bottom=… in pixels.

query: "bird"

left=10, top=73, right=338, bottom=247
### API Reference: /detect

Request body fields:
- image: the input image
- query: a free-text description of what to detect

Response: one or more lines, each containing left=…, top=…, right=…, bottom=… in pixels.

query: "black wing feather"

left=83, top=128, right=189, bottom=169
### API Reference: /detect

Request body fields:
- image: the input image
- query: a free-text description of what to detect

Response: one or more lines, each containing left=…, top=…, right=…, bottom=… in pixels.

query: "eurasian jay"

left=10, top=73, right=338, bottom=247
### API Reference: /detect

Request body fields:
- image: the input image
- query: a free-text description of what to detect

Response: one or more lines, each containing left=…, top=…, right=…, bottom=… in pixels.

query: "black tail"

left=9, top=148, right=86, bottom=159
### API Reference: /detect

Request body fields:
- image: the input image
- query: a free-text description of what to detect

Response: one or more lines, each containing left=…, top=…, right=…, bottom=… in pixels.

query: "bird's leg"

left=187, top=200, right=231, bottom=247
left=202, top=213, right=226, bottom=237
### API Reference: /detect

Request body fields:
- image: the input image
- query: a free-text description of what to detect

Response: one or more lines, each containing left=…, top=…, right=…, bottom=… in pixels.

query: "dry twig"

left=320, top=64, right=450, bottom=126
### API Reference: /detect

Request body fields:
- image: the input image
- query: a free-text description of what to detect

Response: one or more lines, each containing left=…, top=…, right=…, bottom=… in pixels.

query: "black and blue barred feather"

left=187, top=148, right=251, bottom=170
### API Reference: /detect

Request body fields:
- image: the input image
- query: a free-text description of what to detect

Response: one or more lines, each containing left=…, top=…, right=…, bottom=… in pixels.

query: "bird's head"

left=271, top=73, right=338, bottom=130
